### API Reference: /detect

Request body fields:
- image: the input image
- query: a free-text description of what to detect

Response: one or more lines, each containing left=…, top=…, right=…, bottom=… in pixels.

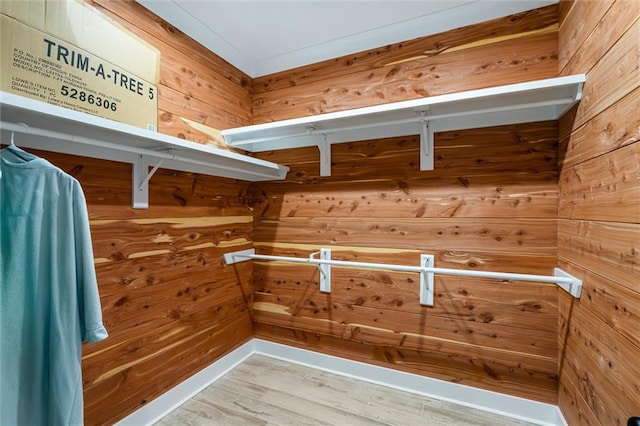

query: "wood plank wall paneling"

left=558, top=87, right=639, bottom=167
left=84, top=314, right=253, bottom=424
left=8, top=1, right=257, bottom=423
left=255, top=217, right=556, bottom=254
left=17, top=0, right=637, bottom=423
left=562, top=3, right=640, bottom=130
left=250, top=5, right=562, bottom=404
left=252, top=5, right=560, bottom=123
left=557, top=0, right=640, bottom=424
left=85, top=0, right=253, bottom=148
left=557, top=0, right=615, bottom=72
left=256, top=172, right=559, bottom=219
left=559, top=143, right=639, bottom=222
left=255, top=5, right=559, bottom=95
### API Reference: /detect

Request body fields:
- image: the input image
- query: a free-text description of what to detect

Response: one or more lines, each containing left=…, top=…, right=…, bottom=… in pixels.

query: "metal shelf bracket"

left=318, top=135, right=331, bottom=177
left=132, top=155, right=167, bottom=209
left=419, top=117, right=434, bottom=171
left=317, top=248, right=332, bottom=293
left=132, top=149, right=178, bottom=209
left=420, top=254, right=435, bottom=306
left=132, top=155, right=150, bottom=209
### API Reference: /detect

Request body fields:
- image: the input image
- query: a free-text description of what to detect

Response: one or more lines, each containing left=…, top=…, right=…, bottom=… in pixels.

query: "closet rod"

left=224, top=248, right=583, bottom=306
left=0, top=120, right=281, bottom=180
left=244, top=253, right=426, bottom=274
left=228, top=251, right=573, bottom=285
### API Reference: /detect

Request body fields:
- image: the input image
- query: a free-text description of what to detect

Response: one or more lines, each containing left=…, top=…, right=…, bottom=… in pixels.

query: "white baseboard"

left=116, top=338, right=567, bottom=426
left=115, top=340, right=255, bottom=426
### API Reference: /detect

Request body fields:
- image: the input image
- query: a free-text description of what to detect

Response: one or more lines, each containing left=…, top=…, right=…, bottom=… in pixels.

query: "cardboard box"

left=1, top=1, right=159, bottom=130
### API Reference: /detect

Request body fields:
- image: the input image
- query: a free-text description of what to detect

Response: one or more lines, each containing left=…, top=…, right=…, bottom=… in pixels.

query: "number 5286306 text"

left=60, top=85, right=118, bottom=111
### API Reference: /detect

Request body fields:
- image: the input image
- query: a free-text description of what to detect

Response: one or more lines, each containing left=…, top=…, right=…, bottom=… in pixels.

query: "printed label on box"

left=1, top=14, right=158, bottom=130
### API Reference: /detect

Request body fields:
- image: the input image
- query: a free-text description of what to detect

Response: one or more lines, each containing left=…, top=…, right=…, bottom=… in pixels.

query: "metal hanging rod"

left=224, top=248, right=583, bottom=307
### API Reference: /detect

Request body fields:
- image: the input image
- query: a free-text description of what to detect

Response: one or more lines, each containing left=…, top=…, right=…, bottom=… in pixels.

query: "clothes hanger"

left=3, top=124, right=34, bottom=162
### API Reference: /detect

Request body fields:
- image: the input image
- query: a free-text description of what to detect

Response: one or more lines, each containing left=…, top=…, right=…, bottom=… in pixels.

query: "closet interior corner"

left=1, top=1, right=638, bottom=425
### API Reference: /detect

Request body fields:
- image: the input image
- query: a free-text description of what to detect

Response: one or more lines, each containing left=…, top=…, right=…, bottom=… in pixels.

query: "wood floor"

left=155, top=355, right=534, bottom=425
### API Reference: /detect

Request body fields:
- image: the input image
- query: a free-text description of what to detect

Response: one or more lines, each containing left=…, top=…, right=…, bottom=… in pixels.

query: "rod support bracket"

left=223, top=248, right=255, bottom=265
left=554, top=268, right=582, bottom=298
left=318, top=248, right=332, bottom=293
left=420, top=254, right=435, bottom=306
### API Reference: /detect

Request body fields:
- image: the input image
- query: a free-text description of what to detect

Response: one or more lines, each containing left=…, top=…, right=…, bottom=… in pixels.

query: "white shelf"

left=0, top=91, right=289, bottom=208
left=222, top=74, right=585, bottom=176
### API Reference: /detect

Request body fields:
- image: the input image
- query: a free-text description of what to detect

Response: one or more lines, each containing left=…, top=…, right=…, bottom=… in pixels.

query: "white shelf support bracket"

left=132, top=155, right=166, bottom=209
left=554, top=268, right=583, bottom=298
left=132, top=155, right=150, bottom=209
left=318, top=134, right=332, bottom=177
left=317, top=248, right=332, bottom=293
left=419, top=116, right=434, bottom=171
left=420, top=254, right=435, bottom=306
left=137, top=158, right=165, bottom=191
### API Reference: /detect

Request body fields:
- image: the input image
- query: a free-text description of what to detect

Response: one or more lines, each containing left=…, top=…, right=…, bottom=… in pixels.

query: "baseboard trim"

left=116, top=338, right=567, bottom=426
left=114, top=340, right=255, bottom=426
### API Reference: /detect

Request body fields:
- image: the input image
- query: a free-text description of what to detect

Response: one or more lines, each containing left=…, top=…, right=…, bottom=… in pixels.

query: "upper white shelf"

left=0, top=91, right=289, bottom=208
left=222, top=74, right=585, bottom=176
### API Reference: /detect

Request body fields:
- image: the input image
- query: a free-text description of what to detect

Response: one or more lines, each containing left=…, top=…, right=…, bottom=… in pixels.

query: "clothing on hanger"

left=1, top=142, right=38, bottom=163
left=1, top=142, right=108, bottom=426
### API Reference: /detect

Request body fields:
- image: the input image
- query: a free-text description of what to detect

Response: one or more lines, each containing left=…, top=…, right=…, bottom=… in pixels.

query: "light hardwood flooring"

left=155, top=355, right=535, bottom=426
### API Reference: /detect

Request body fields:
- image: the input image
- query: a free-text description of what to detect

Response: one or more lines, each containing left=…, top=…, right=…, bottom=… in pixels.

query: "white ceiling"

left=136, top=0, right=556, bottom=78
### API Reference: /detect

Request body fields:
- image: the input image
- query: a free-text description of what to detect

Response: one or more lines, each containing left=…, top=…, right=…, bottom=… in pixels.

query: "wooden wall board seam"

left=557, top=219, right=639, bottom=292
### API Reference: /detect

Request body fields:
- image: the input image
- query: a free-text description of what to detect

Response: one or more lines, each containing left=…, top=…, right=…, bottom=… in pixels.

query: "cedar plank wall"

left=252, top=6, right=563, bottom=403
left=22, top=1, right=255, bottom=424
left=556, top=1, right=640, bottom=425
